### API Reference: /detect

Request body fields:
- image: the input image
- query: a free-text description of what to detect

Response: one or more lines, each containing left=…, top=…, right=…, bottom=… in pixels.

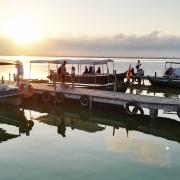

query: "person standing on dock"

left=136, top=60, right=141, bottom=71
left=71, top=66, right=75, bottom=88
left=15, top=60, right=24, bottom=85
left=58, top=60, right=67, bottom=87
left=126, top=64, right=132, bottom=83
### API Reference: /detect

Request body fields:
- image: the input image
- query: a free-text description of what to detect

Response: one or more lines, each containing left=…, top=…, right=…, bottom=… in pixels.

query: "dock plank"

left=31, top=83, right=180, bottom=111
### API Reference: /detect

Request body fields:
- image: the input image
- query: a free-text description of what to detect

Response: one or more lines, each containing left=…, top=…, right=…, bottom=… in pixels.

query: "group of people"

left=15, top=59, right=144, bottom=88
left=83, top=66, right=101, bottom=74
left=57, top=62, right=102, bottom=88
left=126, top=60, right=144, bottom=83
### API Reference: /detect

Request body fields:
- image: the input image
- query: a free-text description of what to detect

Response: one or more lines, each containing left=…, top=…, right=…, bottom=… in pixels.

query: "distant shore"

left=0, top=54, right=180, bottom=60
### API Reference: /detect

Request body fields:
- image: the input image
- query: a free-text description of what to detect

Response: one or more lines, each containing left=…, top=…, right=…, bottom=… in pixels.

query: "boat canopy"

left=165, top=61, right=180, bottom=70
left=30, top=59, right=114, bottom=65
left=166, top=61, right=180, bottom=65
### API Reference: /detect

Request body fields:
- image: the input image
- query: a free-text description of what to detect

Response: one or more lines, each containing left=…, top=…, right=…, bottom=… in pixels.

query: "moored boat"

left=0, top=61, right=21, bottom=106
left=148, top=61, right=180, bottom=88
left=0, top=84, right=21, bottom=106
left=148, top=76, right=180, bottom=88
left=30, top=59, right=126, bottom=85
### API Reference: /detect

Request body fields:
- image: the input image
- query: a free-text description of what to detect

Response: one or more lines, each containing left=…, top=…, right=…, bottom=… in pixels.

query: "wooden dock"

left=30, top=83, right=180, bottom=118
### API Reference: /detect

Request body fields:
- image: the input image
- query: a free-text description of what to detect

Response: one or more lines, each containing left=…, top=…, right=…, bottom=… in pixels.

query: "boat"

left=0, top=61, right=21, bottom=106
left=0, top=84, right=21, bottom=106
left=79, top=82, right=127, bottom=92
left=30, top=59, right=126, bottom=85
left=148, top=61, right=180, bottom=88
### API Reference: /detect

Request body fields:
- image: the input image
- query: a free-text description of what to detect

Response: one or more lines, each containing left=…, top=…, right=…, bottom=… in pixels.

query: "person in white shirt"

left=15, top=60, right=24, bottom=85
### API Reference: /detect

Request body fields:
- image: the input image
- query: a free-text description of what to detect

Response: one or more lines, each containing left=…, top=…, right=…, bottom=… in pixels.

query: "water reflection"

left=1, top=100, right=180, bottom=145
left=0, top=105, right=34, bottom=143
left=106, top=137, right=170, bottom=167
left=38, top=107, right=105, bottom=138
left=126, top=82, right=180, bottom=98
left=22, top=101, right=180, bottom=144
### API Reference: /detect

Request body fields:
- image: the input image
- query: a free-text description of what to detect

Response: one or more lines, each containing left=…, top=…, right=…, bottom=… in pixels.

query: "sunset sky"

left=0, top=0, right=180, bottom=57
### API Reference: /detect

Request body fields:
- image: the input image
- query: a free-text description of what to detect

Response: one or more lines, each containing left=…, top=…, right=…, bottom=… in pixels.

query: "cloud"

left=1, top=31, right=180, bottom=57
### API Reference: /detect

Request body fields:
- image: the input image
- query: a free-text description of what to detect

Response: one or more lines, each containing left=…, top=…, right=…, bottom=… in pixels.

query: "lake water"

left=1, top=56, right=180, bottom=180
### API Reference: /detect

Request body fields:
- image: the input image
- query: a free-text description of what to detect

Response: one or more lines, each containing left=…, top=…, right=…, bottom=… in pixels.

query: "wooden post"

left=53, top=78, right=56, bottom=105
left=89, top=96, right=93, bottom=111
left=142, top=76, right=144, bottom=85
left=29, top=61, right=31, bottom=80
left=113, top=70, right=117, bottom=92
left=13, top=73, right=16, bottom=82
left=149, top=109, right=158, bottom=119
left=9, top=73, right=11, bottom=83
left=113, top=127, right=115, bottom=136
left=78, top=64, right=80, bottom=84
left=94, top=76, right=96, bottom=86
left=1, top=76, right=4, bottom=84
left=155, top=72, right=157, bottom=78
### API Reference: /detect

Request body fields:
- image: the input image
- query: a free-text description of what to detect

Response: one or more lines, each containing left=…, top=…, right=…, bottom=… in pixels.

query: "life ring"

left=55, top=92, right=64, bottom=104
left=42, top=91, right=52, bottom=102
left=80, top=95, right=90, bottom=107
left=125, top=101, right=143, bottom=115
left=177, top=107, right=180, bottom=118
left=19, top=82, right=34, bottom=98
left=138, top=106, right=144, bottom=115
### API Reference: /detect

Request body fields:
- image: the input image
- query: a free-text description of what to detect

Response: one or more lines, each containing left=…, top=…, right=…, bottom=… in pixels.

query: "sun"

left=2, top=16, right=41, bottom=44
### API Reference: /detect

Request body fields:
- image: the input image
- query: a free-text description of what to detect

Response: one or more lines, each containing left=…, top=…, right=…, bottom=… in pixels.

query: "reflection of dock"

left=25, top=102, right=180, bottom=143
left=38, top=110, right=105, bottom=134
left=31, top=82, right=180, bottom=118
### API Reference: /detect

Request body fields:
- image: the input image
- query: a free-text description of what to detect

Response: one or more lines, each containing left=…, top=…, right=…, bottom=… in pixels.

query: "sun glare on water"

left=2, top=16, right=41, bottom=44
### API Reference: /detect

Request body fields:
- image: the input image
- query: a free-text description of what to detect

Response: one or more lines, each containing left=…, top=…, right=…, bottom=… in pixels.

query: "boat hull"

left=81, top=82, right=127, bottom=92
left=148, top=76, right=180, bottom=88
left=0, top=94, right=21, bottom=106
left=48, top=73, right=126, bottom=84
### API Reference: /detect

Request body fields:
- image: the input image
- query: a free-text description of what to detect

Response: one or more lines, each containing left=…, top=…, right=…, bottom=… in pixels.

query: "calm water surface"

left=1, top=56, right=180, bottom=179
left=0, top=102, right=180, bottom=180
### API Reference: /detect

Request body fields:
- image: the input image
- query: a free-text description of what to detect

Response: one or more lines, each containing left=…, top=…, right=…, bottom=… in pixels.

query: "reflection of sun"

left=2, top=16, right=41, bottom=44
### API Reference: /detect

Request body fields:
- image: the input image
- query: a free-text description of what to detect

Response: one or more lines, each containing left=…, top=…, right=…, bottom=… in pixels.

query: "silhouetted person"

left=84, top=66, right=88, bottom=74
left=15, top=60, right=24, bottom=86
left=89, top=66, right=93, bottom=74
left=136, top=60, right=141, bottom=70
left=131, top=68, right=135, bottom=82
left=71, top=66, right=75, bottom=88
left=58, top=60, right=67, bottom=86
left=96, top=66, right=101, bottom=73
left=57, top=118, right=66, bottom=138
